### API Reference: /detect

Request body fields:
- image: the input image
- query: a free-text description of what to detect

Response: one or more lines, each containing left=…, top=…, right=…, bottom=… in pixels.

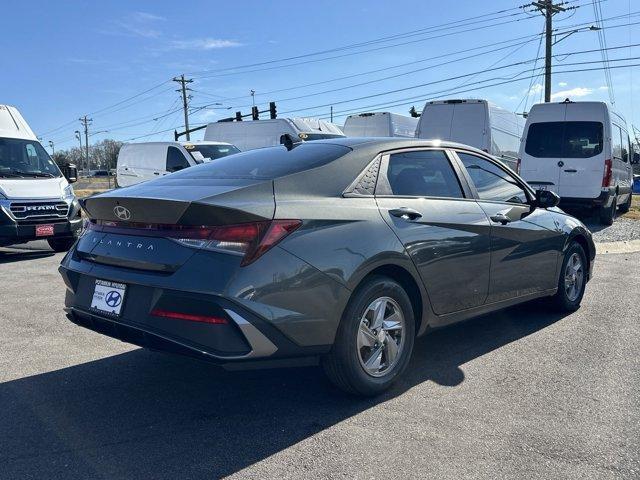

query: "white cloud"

left=550, top=87, right=593, bottom=101
left=168, top=38, right=243, bottom=50
left=528, top=83, right=543, bottom=96
left=558, top=81, right=568, bottom=87
left=108, top=11, right=166, bottom=38
left=598, top=86, right=609, bottom=90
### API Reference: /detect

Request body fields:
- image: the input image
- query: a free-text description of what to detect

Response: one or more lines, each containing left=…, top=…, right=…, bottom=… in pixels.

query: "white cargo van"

left=203, top=117, right=345, bottom=151
left=116, top=140, right=239, bottom=188
left=415, top=99, right=524, bottom=171
left=519, top=100, right=634, bottom=225
left=0, top=105, right=81, bottom=251
left=343, top=112, right=418, bottom=138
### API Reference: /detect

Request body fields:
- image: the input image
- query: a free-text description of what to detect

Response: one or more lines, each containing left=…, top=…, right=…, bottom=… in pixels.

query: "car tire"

left=599, top=195, right=616, bottom=225
left=619, top=193, right=632, bottom=214
left=47, top=237, right=76, bottom=252
left=551, top=242, right=587, bottom=312
left=322, top=275, right=415, bottom=396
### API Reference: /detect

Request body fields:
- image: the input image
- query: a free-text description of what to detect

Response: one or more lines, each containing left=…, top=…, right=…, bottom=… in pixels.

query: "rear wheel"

left=322, top=276, right=415, bottom=396
left=551, top=242, right=587, bottom=311
left=599, top=195, right=616, bottom=225
left=619, top=193, right=632, bottom=214
left=47, top=237, right=76, bottom=252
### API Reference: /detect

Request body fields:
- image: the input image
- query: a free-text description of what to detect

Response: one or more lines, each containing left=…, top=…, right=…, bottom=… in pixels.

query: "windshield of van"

left=169, top=143, right=350, bottom=180
left=183, top=144, right=241, bottom=163
left=525, top=121, right=603, bottom=158
left=0, top=137, right=61, bottom=178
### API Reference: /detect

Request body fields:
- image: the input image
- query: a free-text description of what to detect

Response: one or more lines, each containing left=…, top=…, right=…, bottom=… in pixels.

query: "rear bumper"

left=559, top=188, right=615, bottom=209
left=58, top=248, right=346, bottom=363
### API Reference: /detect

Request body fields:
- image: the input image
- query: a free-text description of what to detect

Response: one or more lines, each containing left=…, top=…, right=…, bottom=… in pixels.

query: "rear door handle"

left=564, top=169, right=577, bottom=173
left=154, top=172, right=160, bottom=175
left=490, top=213, right=512, bottom=225
left=389, top=207, right=422, bottom=220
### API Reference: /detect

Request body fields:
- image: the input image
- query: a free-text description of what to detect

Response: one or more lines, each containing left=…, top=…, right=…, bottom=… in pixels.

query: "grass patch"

left=622, top=195, right=640, bottom=220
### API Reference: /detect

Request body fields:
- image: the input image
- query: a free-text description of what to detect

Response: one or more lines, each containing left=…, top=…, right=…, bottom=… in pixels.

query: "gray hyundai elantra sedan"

left=59, top=138, right=595, bottom=395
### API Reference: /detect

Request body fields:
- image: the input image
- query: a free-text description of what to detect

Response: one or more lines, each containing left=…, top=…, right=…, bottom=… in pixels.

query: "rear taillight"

left=88, top=219, right=302, bottom=266
left=602, top=158, right=613, bottom=187
left=174, top=220, right=301, bottom=265
left=516, top=158, right=521, bottom=174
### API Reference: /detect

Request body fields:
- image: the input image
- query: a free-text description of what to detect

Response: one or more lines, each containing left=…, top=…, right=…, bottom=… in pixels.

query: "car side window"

left=457, top=152, right=528, bottom=204
left=166, top=147, right=190, bottom=172
left=386, top=150, right=464, bottom=198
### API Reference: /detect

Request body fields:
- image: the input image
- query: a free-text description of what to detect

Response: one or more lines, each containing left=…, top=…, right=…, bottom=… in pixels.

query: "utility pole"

left=173, top=74, right=193, bottom=140
left=530, top=0, right=567, bottom=102
left=79, top=116, right=92, bottom=173
left=330, top=106, right=333, bottom=123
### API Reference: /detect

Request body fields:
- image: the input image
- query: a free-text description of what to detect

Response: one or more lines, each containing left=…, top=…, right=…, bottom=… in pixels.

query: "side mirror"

left=535, top=189, right=560, bottom=209
left=61, top=163, right=78, bottom=183
left=633, top=152, right=639, bottom=164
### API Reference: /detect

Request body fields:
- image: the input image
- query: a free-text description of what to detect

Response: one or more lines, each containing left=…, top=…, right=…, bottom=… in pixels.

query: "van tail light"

left=88, top=219, right=302, bottom=265
left=602, top=158, right=613, bottom=187
left=516, top=158, right=521, bottom=174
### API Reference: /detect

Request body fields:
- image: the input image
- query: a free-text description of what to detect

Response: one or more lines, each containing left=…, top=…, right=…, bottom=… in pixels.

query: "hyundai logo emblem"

left=114, top=205, right=131, bottom=220
left=105, top=290, right=122, bottom=308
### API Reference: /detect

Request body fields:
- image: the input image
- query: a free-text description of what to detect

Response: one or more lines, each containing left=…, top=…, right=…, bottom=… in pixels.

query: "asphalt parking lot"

left=0, top=242, right=638, bottom=479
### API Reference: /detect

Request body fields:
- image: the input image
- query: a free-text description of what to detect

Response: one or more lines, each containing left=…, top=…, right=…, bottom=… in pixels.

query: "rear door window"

left=525, top=121, right=603, bottom=158
left=166, top=147, right=190, bottom=172
left=385, top=150, right=464, bottom=198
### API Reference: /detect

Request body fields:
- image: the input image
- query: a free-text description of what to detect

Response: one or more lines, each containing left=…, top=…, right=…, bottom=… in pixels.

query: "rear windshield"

left=525, top=121, right=603, bottom=158
left=184, top=144, right=240, bottom=163
left=170, top=143, right=351, bottom=180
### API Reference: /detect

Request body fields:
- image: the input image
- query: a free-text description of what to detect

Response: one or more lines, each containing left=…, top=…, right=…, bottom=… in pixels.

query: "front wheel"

left=322, top=276, right=415, bottom=396
left=551, top=242, right=587, bottom=312
left=47, top=237, right=76, bottom=252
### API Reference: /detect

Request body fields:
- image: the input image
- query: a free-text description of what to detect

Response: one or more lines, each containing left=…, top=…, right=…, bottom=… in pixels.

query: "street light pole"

left=74, top=130, right=83, bottom=173
left=48, top=140, right=54, bottom=156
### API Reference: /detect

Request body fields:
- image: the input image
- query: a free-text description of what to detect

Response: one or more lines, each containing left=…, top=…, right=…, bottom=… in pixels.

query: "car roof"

left=311, top=136, right=490, bottom=155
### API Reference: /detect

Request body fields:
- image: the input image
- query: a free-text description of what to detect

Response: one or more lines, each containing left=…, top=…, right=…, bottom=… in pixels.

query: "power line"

left=187, top=6, right=530, bottom=77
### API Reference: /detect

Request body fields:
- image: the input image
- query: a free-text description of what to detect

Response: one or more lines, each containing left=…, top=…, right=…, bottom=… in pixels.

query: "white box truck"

left=415, top=99, right=524, bottom=171
left=0, top=105, right=81, bottom=251
left=519, top=100, right=634, bottom=225
left=203, top=118, right=344, bottom=151
left=343, top=112, right=418, bottom=138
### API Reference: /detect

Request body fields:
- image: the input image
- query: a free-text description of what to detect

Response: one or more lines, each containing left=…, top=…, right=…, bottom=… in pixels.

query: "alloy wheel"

left=357, top=296, right=405, bottom=377
left=564, top=252, right=584, bottom=302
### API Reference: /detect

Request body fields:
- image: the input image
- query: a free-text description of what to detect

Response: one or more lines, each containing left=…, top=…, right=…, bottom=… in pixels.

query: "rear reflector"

left=151, top=308, right=228, bottom=324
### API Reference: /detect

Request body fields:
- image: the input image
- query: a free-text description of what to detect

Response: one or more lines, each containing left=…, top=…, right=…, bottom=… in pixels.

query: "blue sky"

left=2, top=0, right=638, bottom=150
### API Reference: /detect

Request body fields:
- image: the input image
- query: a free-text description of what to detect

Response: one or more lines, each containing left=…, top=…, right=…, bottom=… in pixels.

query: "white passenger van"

left=0, top=105, right=81, bottom=251
left=203, top=117, right=345, bottom=151
left=519, top=100, right=634, bottom=225
left=343, top=112, right=418, bottom=138
left=116, top=141, right=239, bottom=188
left=415, top=99, right=524, bottom=171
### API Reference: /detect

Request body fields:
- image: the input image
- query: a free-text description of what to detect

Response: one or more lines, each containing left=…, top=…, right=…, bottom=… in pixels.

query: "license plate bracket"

left=35, top=224, right=55, bottom=237
left=90, top=279, right=126, bottom=316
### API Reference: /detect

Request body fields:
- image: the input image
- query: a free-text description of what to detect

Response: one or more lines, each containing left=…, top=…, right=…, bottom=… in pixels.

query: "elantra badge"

left=114, top=205, right=131, bottom=220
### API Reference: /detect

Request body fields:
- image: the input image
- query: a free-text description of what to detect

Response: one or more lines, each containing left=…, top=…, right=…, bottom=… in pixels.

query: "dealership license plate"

left=35, top=224, right=55, bottom=237
left=90, top=279, right=126, bottom=316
